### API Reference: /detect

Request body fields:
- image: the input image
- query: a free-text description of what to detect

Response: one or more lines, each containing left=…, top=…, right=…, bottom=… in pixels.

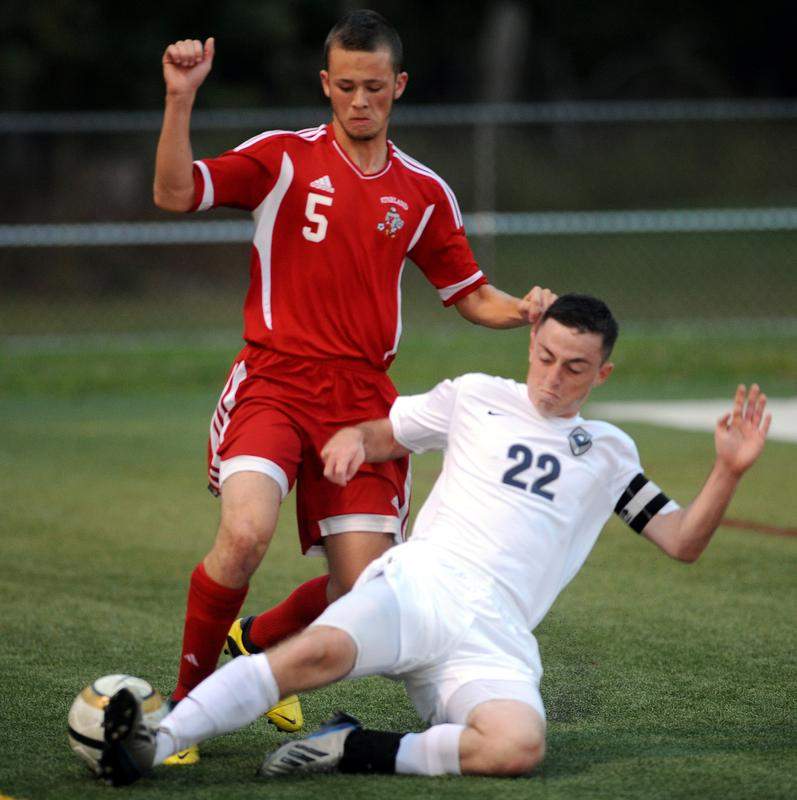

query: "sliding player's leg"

left=100, top=626, right=357, bottom=786
left=170, top=571, right=400, bottom=755
left=261, top=561, right=548, bottom=779
left=100, top=573, right=403, bottom=785
left=457, top=698, right=546, bottom=776
left=258, top=689, right=545, bottom=778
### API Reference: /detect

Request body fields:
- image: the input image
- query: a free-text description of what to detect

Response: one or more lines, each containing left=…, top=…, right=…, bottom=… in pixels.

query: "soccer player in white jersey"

left=155, top=9, right=548, bottom=751
left=100, top=294, right=771, bottom=785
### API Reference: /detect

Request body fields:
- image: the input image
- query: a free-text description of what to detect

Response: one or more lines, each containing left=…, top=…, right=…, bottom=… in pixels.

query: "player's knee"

left=466, top=704, right=546, bottom=777
left=213, top=515, right=273, bottom=575
left=293, top=627, right=355, bottom=678
left=480, top=729, right=545, bottom=776
left=504, top=728, right=545, bottom=775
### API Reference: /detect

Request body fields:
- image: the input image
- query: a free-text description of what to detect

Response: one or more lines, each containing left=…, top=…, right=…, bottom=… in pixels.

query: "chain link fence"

left=2, top=101, right=796, bottom=341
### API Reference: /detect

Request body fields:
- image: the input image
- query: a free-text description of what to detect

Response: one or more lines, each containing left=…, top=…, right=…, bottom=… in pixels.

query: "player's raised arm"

left=153, top=37, right=215, bottom=212
left=321, top=419, right=410, bottom=486
left=641, top=384, right=771, bottom=562
left=455, top=285, right=558, bottom=328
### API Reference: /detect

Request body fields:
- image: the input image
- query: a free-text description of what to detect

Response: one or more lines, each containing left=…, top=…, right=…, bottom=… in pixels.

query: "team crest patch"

left=377, top=206, right=405, bottom=237
left=568, top=426, right=592, bottom=456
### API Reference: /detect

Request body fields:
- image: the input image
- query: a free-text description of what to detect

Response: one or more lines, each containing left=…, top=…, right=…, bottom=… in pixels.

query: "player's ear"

left=320, top=70, right=331, bottom=98
left=594, top=360, right=614, bottom=387
left=394, top=71, right=408, bottom=100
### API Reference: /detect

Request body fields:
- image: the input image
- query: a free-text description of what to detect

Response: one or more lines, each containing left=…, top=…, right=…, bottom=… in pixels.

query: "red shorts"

left=207, top=345, right=410, bottom=554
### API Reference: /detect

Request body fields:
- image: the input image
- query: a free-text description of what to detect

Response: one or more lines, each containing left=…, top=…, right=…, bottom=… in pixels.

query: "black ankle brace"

left=338, top=729, right=404, bottom=774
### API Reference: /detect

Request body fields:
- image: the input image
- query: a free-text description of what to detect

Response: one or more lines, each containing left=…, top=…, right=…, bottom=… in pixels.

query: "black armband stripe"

left=614, top=472, right=672, bottom=534
left=628, top=492, right=670, bottom=533
left=613, top=473, right=648, bottom=514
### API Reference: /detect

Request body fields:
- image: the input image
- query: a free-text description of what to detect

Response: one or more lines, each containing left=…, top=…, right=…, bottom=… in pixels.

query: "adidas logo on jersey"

left=309, top=175, right=335, bottom=193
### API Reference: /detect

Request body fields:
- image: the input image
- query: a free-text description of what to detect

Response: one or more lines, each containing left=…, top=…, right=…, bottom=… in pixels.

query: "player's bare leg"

left=324, top=530, right=394, bottom=600
left=205, top=471, right=282, bottom=588
left=168, top=472, right=282, bottom=762
left=458, top=700, right=546, bottom=776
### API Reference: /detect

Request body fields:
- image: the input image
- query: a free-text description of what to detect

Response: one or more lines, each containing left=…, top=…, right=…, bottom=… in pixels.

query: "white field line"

left=589, top=398, right=797, bottom=443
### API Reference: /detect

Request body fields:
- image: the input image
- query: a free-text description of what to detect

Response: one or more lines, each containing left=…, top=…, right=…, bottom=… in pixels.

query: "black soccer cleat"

left=99, top=688, right=156, bottom=786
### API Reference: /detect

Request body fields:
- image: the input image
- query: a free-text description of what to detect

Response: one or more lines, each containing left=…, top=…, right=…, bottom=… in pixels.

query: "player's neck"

left=331, top=118, right=389, bottom=174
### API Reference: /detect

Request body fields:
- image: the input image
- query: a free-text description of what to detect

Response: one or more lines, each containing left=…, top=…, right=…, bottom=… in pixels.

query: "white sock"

left=395, top=724, right=464, bottom=776
left=153, top=653, right=280, bottom=765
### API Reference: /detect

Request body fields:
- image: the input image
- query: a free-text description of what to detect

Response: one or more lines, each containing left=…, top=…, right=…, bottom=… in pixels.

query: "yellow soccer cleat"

left=225, top=617, right=305, bottom=732
left=163, top=744, right=200, bottom=766
left=266, top=695, right=304, bottom=733
left=225, top=615, right=260, bottom=658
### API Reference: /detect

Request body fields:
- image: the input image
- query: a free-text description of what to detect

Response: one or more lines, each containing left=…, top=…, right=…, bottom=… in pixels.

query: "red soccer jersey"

left=191, top=123, right=487, bottom=369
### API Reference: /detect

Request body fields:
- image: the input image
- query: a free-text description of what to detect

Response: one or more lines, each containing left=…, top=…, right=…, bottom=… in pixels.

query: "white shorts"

left=311, top=541, right=546, bottom=725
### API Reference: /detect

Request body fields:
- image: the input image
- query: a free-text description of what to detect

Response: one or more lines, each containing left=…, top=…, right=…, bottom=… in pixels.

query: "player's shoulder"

left=458, top=371, right=515, bottom=387
left=578, top=416, right=639, bottom=460
left=390, top=143, right=464, bottom=223
left=455, top=372, right=521, bottom=399
left=232, top=124, right=329, bottom=157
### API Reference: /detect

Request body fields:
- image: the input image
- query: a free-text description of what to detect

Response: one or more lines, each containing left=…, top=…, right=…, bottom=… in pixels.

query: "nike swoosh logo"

left=175, top=753, right=191, bottom=761
left=272, top=713, right=298, bottom=724
left=487, top=410, right=504, bottom=416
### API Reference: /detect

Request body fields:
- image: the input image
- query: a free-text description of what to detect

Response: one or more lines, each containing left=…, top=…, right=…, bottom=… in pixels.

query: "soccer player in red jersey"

left=154, top=10, right=551, bottom=753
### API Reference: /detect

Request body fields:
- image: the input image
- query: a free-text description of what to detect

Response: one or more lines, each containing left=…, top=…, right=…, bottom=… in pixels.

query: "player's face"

left=320, top=46, right=408, bottom=142
left=527, top=319, right=614, bottom=417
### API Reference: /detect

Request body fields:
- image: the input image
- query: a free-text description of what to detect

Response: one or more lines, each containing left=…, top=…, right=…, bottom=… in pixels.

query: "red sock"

left=172, top=562, right=248, bottom=702
left=249, top=574, right=330, bottom=649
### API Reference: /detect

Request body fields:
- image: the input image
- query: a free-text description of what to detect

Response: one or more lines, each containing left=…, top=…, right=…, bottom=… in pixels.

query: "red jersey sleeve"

left=407, top=188, right=487, bottom=306
left=190, top=133, right=284, bottom=212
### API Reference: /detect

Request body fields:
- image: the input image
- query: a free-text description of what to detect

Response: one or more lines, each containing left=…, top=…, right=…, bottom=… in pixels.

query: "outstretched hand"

left=519, top=286, right=558, bottom=326
left=162, top=37, right=215, bottom=96
left=715, top=384, right=771, bottom=477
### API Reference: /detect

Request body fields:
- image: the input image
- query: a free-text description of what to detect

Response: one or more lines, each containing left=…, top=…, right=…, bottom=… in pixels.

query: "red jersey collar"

left=326, top=123, right=393, bottom=180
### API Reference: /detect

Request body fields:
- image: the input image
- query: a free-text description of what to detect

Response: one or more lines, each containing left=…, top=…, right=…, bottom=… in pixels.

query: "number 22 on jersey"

left=302, top=192, right=333, bottom=242
left=501, top=444, right=561, bottom=501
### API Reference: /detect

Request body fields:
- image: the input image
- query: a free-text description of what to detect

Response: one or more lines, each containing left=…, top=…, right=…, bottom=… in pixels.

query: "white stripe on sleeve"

left=193, top=160, right=214, bottom=211
left=437, top=270, right=484, bottom=302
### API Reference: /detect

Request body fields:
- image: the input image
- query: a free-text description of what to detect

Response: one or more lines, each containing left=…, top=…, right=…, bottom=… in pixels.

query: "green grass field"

left=1, top=324, right=795, bottom=800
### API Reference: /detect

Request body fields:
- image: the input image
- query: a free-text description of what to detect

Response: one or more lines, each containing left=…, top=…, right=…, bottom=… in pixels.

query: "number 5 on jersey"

left=303, top=192, right=333, bottom=242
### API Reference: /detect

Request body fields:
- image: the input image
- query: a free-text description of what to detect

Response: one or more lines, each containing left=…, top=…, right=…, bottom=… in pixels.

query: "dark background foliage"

left=2, top=1, right=795, bottom=111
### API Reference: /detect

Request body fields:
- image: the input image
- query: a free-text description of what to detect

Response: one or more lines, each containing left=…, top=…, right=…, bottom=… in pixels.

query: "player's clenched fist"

left=321, top=427, right=367, bottom=486
left=162, top=37, right=215, bottom=96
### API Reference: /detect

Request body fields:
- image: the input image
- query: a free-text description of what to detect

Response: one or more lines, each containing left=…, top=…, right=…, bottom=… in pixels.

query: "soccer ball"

left=67, top=674, right=167, bottom=774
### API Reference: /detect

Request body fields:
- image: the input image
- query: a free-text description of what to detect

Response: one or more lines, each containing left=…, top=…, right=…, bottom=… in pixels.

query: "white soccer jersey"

left=389, top=373, right=679, bottom=631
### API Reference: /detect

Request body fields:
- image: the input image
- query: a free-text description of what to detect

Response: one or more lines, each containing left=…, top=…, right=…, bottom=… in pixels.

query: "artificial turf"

left=1, top=328, right=795, bottom=799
